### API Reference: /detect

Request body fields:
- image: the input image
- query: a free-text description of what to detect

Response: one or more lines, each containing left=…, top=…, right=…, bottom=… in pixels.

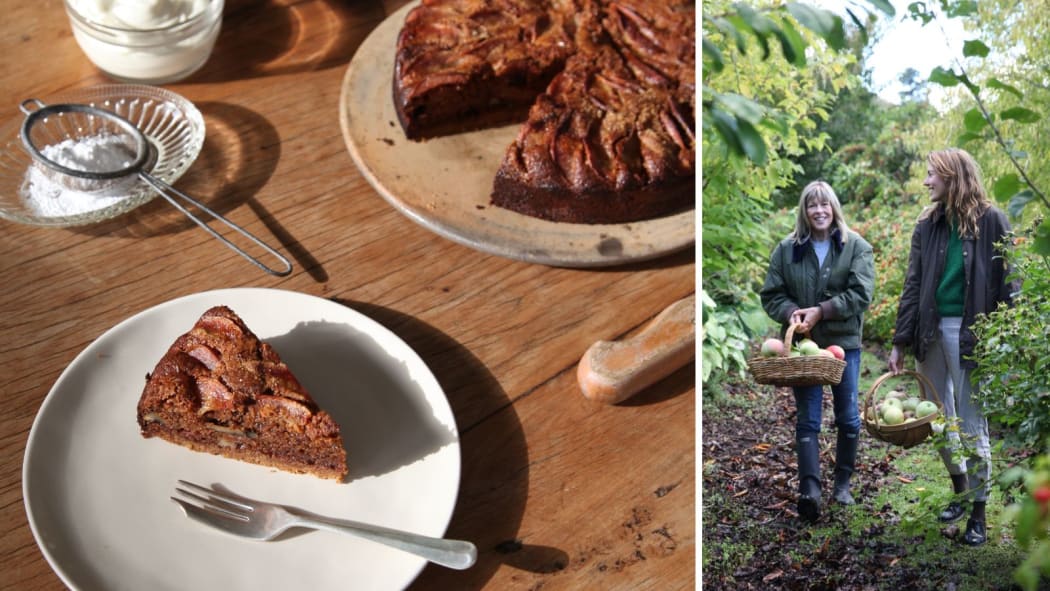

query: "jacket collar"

left=792, top=228, right=844, bottom=263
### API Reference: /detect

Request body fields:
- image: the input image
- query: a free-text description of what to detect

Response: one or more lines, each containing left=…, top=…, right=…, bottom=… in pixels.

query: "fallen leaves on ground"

left=702, top=379, right=942, bottom=590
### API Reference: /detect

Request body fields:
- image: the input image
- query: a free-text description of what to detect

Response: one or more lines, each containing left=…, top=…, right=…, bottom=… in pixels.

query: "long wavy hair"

left=921, top=148, right=992, bottom=238
left=789, top=180, right=850, bottom=245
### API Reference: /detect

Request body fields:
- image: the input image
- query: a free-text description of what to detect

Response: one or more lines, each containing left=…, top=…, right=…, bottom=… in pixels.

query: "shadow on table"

left=187, top=0, right=391, bottom=83
left=619, top=360, right=696, bottom=408
left=328, top=299, right=565, bottom=589
left=75, top=101, right=327, bottom=282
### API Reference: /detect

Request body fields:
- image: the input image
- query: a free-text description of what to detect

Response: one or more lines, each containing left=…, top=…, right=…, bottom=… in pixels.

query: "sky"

left=814, top=0, right=968, bottom=105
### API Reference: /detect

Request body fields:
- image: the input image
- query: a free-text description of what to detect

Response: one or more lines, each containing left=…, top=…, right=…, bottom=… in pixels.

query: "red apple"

left=760, top=338, right=784, bottom=357
left=826, top=345, right=845, bottom=360
left=1034, top=485, right=1050, bottom=505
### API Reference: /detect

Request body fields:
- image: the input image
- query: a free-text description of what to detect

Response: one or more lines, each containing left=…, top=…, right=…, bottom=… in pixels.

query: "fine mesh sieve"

left=19, top=98, right=292, bottom=277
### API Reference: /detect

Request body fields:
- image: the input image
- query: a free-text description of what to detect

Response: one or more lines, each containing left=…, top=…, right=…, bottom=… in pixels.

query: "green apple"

left=882, top=406, right=905, bottom=425
left=902, top=397, right=920, bottom=412
left=798, top=339, right=821, bottom=356
left=915, top=400, right=938, bottom=418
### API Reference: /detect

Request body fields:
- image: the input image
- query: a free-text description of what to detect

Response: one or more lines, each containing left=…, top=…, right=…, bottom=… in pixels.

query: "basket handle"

left=780, top=322, right=806, bottom=358
left=864, top=369, right=943, bottom=429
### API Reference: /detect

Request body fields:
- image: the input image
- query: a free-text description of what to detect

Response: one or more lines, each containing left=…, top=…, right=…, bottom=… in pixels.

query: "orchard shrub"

left=971, top=234, right=1050, bottom=451
left=846, top=197, right=925, bottom=344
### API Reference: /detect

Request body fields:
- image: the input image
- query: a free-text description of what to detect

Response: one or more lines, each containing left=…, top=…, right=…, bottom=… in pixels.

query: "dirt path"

left=702, top=380, right=963, bottom=590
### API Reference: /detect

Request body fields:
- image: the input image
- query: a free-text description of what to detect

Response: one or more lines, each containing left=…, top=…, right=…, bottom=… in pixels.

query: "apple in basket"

left=760, top=338, right=784, bottom=357
left=797, top=339, right=821, bottom=356
left=826, top=345, right=845, bottom=360
left=882, top=405, right=905, bottom=425
left=916, top=400, right=938, bottom=418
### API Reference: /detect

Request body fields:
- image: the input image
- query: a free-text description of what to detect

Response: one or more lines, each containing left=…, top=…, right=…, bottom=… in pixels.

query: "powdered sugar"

left=22, top=134, right=140, bottom=218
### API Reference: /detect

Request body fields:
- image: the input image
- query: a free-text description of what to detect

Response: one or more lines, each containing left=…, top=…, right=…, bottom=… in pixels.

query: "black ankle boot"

left=832, top=430, right=859, bottom=505
left=939, top=501, right=966, bottom=523
left=962, top=517, right=987, bottom=546
left=797, top=435, right=822, bottom=522
left=940, top=474, right=969, bottom=522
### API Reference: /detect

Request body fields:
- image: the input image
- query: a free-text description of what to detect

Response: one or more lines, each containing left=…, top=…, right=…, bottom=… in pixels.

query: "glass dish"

left=0, top=84, right=205, bottom=227
left=64, top=0, right=224, bottom=84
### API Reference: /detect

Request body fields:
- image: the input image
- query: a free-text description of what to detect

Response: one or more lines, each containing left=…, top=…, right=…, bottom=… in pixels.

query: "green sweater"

left=936, top=223, right=965, bottom=317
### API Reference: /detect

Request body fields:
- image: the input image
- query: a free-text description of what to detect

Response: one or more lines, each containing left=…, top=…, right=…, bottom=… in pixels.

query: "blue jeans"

left=793, top=348, right=862, bottom=438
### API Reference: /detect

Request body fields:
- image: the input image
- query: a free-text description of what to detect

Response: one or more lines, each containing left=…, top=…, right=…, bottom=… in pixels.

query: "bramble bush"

left=845, top=192, right=925, bottom=344
left=965, top=226, right=1050, bottom=591
left=971, top=233, right=1050, bottom=452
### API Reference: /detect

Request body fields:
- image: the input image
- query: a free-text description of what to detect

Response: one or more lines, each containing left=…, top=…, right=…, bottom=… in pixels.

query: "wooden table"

left=0, top=1, right=695, bottom=589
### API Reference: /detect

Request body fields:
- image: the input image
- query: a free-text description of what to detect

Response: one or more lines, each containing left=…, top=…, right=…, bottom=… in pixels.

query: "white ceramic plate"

left=22, top=288, right=461, bottom=591
left=338, top=1, right=695, bottom=268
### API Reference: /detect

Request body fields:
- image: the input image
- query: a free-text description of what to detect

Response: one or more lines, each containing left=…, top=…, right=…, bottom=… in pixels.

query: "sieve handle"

left=138, top=173, right=293, bottom=277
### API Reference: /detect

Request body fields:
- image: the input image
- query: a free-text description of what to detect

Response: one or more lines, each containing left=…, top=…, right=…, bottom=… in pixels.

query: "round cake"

left=393, top=0, right=695, bottom=224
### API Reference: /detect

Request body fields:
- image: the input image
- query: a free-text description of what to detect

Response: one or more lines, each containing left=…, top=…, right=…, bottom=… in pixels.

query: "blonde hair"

left=790, top=180, right=850, bottom=244
left=921, top=148, right=991, bottom=238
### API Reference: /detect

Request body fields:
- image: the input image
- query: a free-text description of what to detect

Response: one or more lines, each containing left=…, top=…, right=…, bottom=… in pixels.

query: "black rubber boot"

left=796, top=435, right=822, bottom=522
left=832, top=430, right=859, bottom=505
left=939, top=474, right=969, bottom=523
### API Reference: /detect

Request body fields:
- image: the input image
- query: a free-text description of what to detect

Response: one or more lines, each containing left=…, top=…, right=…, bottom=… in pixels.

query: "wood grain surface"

left=0, top=1, right=696, bottom=589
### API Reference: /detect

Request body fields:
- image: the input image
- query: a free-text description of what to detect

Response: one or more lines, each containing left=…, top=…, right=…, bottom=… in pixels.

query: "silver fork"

left=172, top=480, right=477, bottom=570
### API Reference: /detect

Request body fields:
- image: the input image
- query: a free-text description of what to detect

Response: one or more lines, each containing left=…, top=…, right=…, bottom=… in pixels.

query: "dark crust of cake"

left=392, top=0, right=695, bottom=224
left=137, top=306, right=348, bottom=481
left=492, top=169, right=693, bottom=224
left=393, top=0, right=578, bottom=140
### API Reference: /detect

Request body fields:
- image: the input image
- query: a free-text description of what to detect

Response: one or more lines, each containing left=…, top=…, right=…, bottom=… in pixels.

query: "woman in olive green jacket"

left=760, top=180, right=875, bottom=522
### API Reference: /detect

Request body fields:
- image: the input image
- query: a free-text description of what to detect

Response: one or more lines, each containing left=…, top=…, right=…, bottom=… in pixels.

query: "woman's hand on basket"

left=790, top=307, right=822, bottom=333
left=888, top=345, right=905, bottom=375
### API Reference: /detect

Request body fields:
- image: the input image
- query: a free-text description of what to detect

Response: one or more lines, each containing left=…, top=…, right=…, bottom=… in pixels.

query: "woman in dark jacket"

left=889, top=148, right=1017, bottom=546
left=761, top=180, right=875, bottom=522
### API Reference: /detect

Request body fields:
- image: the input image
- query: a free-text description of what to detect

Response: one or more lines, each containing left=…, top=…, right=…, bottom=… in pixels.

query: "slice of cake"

left=137, top=306, right=348, bottom=481
left=393, top=0, right=582, bottom=140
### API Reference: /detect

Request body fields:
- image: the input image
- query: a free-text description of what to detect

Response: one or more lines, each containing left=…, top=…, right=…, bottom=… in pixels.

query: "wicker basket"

left=748, top=323, right=846, bottom=387
left=863, top=370, right=944, bottom=448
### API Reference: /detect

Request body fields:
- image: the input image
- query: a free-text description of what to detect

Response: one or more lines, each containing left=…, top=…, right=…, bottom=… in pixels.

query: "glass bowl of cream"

left=64, top=0, right=224, bottom=84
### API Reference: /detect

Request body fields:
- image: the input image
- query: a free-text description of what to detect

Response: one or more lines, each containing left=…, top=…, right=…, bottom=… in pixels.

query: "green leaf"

left=864, top=0, right=896, bottom=16
left=908, top=2, right=935, bottom=25
left=713, top=16, right=748, bottom=54
left=992, top=174, right=1022, bottom=201
left=929, top=66, right=961, bottom=87
left=962, top=39, right=990, bottom=58
left=963, top=108, right=988, bottom=132
left=733, top=4, right=772, bottom=59
left=956, top=71, right=980, bottom=94
left=774, top=17, right=807, bottom=66
left=1016, top=499, right=1040, bottom=546
left=1007, top=189, right=1037, bottom=218
left=946, top=0, right=979, bottom=17
left=956, top=131, right=983, bottom=145
left=702, top=38, right=725, bottom=73
left=987, top=78, right=1023, bottom=99
left=718, top=92, right=765, bottom=123
left=736, top=118, right=769, bottom=165
left=709, top=108, right=746, bottom=156
left=1001, top=107, right=1042, bottom=124
left=1032, top=219, right=1050, bottom=257
left=786, top=3, right=846, bottom=50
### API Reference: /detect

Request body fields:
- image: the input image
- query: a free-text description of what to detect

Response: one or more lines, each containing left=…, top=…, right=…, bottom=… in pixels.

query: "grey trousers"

left=918, top=317, right=992, bottom=502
